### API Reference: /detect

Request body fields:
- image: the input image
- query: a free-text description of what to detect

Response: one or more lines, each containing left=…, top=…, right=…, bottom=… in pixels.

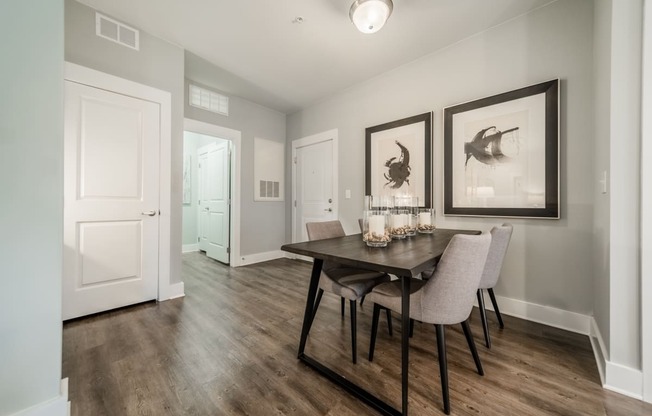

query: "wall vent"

left=259, top=181, right=280, bottom=199
left=189, top=84, right=229, bottom=116
left=96, top=13, right=139, bottom=51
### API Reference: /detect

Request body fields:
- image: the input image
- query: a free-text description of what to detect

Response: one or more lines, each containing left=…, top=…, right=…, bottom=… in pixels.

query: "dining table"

left=280, top=228, right=481, bottom=416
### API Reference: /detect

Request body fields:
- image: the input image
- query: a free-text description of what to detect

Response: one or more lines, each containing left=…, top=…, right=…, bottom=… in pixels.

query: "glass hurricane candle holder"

left=394, top=196, right=418, bottom=237
left=417, top=208, right=436, bottom=233
left=389, top=209, right=410, bottom=239
left=363, top=210, right=391, bottom=247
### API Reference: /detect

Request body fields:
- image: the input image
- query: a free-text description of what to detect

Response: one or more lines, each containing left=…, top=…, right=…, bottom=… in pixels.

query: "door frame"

left=641, top=0, right=652, bottom=402
left=291, top=129, right=339, bottom=243
left=64, top=62, right=173, bottom=300
left=184, top=118, right=242, bottom=267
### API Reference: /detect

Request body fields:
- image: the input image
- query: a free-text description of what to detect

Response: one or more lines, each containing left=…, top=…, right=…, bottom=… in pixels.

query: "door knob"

left=324, top=208, right=332, bottom=212
left=141, top=210, right=157, bottom=216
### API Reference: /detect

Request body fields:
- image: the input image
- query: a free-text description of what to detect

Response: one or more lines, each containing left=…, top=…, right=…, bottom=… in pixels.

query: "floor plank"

left=62, top=252, right=652, bottom=415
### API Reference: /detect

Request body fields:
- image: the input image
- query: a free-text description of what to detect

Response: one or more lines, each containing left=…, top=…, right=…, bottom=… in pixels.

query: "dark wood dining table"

left=281, top=228, right=481, bottom=416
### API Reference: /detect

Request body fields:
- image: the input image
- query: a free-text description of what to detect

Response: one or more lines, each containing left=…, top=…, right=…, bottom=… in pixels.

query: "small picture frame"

left=443, top=79, right=559, bottom=218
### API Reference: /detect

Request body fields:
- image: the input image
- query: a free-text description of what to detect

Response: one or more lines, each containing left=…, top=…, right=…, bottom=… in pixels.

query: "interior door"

left=63, top=80, right=160, bottom=320
left=198, top=141, right=230, bottom=263
left=295, top=139, right=334, bottom=242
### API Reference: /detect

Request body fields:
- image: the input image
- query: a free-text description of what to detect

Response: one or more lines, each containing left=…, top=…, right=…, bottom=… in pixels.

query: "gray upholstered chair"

left=306, top=220, right=391, bottom=364
left=366, top=233, right=492, bottom=415
left=476, top=223, right=513, bottom=348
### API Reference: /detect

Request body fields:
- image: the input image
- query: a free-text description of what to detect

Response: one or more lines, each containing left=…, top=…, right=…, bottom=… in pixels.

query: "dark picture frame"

left=365, top=112, right=432, bottom=207
left=443, top=79, right=559, bottom=218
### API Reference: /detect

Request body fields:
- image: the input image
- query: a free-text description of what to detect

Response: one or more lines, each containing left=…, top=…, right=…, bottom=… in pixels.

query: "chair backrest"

left=479, top=223, right=513, bottom=289
left=306, top=220, right=345, bottom=241
left=420, top=233, right=492, bottom=325
left=306, top=220, right=346, bottom=273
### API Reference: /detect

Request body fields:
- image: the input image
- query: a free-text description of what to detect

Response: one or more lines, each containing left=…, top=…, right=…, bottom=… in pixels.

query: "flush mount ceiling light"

left=349, top=0, right=393, bottom=34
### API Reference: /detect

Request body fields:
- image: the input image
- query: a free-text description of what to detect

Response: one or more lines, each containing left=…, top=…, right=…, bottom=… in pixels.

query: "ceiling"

left=77, top=0, right=556, bottom=114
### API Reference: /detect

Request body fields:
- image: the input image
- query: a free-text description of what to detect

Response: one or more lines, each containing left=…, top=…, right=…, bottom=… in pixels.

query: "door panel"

left=296, top=139, right=334, bottom=242
left=198, top=141, right=230, bottom=263
left=63, top=80, right=160, bottom=320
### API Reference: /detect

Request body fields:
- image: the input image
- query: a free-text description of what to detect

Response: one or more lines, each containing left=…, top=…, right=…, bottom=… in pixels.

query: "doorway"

left=292, top=129, right=338, bottom=243
left=183, top=119, right=242, bottom=267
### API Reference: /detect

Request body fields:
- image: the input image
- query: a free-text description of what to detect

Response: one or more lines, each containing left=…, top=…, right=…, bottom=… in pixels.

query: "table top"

left=281, top=228, right=480, bottom=278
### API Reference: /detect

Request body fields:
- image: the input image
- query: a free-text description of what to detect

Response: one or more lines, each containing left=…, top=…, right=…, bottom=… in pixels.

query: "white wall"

left=0, top=1, right=67, bottom=415
left=288, top=0, right=595, bottom=315
left=65, top=0, right=185, bottom=284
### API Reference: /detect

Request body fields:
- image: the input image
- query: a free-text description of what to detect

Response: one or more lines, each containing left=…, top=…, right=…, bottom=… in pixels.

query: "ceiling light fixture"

left=349, top=0, right=393, bottom=34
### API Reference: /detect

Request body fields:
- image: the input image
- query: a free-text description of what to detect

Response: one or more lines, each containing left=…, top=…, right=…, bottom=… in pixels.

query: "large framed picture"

left=443, top=79, right=559, bottom=218
left=365, top=112, right=432, bottom=207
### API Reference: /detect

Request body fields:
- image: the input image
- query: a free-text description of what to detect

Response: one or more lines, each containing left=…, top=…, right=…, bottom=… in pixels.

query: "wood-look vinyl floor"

left=63, top=252, right=652, bottom=415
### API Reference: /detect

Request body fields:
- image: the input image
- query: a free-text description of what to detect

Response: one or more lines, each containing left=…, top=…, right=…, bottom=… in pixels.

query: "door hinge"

left=294, top=200, right=297, bottom=207
left=293, top=156, right=297, bottom=164
left=227, top=247, right=230, bottom=254
left=197, top=237, right=200, bottom=242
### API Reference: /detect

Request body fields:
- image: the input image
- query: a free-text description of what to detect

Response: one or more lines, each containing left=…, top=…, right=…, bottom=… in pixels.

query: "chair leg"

left=487, top=288, right=505, bottom=329
left=385, top=308, right=393, bottom=336
left=409, top=319, right=415, bottom=338
left=369, top=303, right=381, bottom=361
left=477, top=289, right=491, bottom=348
left=434, top=324, right=450, bottom=415
left=350, top=300, right=357, bottom=364
left=360, top=295, right=365, bottom=306
left=341, top=297, right=345, bottom=317
left=461, top=319, right=484, bottom=376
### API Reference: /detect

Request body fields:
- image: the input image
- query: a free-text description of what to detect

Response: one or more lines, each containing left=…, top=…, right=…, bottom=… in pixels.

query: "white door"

left=63, top=80, right=160, bottom=320
left=198, top=142, right=230, bottom=263
left=295, top=139, right=335, bottom=242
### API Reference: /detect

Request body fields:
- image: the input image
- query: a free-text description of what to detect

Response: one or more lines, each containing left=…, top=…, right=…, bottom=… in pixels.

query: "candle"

left=369, top=215, right=385, bottom=235
left=392, top=214, right=406, bottom=228
left=419, top=212, right=432, bottom=226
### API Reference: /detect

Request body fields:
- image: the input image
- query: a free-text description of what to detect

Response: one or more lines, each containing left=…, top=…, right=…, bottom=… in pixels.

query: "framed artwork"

left=365, top=112, right=432, bottom=207
left=443, top=79, right=559, bottom=218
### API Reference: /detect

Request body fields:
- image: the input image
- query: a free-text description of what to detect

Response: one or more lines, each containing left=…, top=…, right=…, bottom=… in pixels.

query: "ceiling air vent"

left=189, top=84, right=229, bottom=116
left=95, top=13, right=139, bottom=51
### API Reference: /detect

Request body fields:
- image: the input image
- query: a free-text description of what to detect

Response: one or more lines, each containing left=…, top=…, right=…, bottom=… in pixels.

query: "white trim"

left=238, top=250, right=285, bottom=266
left=160, top=282, right=185, bottom=300
left=641, top=0, right=652, bottom=403
left=590, top=317, right=607, bottom=385
left=10, top=379, right=69, bottom=416
left=63, top=62, right=173, bottom=305
left=605, top=362, right=643, bottom=400
left=182, top=244, right=199, bottom=253
left=291, top=129, right=339, bottom=243
left=477, top=293, right=591, bottom=335
left=184, top=118, right=242, bottom=267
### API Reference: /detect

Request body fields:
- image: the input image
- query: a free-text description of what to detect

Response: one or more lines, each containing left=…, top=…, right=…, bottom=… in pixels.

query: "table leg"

left=298, top=259, right=323, bottom=358
left=401, top=276, right=411, bottom=415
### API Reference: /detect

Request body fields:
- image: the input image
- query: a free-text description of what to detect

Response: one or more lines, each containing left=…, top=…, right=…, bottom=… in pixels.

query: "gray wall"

left=287, top=0, right=595, bottom=314
left=592, top=0, right=612, bottom=358
left=65, top=0, right=185, bottom=283
left=184, top=65, right=287, bottom=256
left=0, top=1, right=64, bottom=414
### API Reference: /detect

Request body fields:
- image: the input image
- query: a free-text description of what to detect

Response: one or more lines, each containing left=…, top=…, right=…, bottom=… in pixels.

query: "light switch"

left=345, top=189, right=351, bottom=199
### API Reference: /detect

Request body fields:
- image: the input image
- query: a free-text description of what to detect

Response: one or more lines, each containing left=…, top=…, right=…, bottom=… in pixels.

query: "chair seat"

left=366, top=279, right=427, bottom=320
left=321, top=268, right=390, bottom=300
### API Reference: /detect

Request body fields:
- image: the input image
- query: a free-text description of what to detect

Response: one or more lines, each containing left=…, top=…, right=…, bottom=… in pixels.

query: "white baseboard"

left=476, top=293, right=591, bottom=335
left=182, top=244, right=199, bottom=253
left=11, top=379, right=69, bottom=416
left=159, top=281, right=185, bottom=300
left=237, top=250, right=285, bottom=266
left=589, top=317, right=643, bottom=400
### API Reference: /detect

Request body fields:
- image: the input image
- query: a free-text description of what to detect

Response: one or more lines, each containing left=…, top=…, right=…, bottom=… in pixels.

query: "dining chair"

left=366, top=233, right=491, bottom=415
left=476, top=223, right=513, bottom=348
left=306, top=220, right=392, bottom=364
